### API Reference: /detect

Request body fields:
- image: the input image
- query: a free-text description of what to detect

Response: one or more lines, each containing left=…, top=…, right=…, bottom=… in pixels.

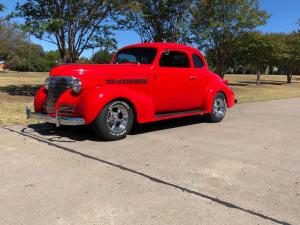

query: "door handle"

left=189, top=75, right=196, bottom=80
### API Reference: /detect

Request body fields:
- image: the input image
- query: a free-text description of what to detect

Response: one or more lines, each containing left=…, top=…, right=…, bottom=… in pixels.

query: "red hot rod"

left=26, top=43, right=235, bottom=140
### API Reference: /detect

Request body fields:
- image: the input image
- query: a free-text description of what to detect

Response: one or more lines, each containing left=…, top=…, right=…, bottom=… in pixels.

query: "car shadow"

left=131, top=115, right=206, bottom=135
left=26, top=124, right=98, bottom=142
left=26, top=115, right=207, bottom=142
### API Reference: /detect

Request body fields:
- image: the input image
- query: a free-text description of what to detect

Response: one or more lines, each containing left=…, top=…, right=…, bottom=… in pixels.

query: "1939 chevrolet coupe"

left=26, top=43, right=235, bottom=140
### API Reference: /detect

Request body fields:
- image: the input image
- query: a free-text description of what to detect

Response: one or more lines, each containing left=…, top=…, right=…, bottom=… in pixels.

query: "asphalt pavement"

left=0, top=98, right=300, bottom=225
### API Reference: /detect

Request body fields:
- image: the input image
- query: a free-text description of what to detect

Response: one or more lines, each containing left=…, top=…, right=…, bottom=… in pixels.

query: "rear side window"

left=192, top=54, right=204, bottom=68
left=159, top=51, right=190, bottom=68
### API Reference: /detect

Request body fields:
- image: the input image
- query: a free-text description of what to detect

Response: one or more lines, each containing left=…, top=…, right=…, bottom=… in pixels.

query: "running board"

left=155, top=109, right=207, bottom=118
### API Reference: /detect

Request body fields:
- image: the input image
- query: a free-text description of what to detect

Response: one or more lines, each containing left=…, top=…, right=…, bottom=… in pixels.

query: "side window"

left=159, top=51, right=190, bottom=68
left=115, top=53, right=137, bottom=64
left=192, top=54, right=204, bottom=68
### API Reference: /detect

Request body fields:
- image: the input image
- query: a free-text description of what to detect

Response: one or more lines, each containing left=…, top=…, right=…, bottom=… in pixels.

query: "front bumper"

left=26, top=106, right=85, bottom=127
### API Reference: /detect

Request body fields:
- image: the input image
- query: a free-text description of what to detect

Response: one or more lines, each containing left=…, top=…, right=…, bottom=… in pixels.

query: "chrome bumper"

left=26, top=107, right=85, bottom=127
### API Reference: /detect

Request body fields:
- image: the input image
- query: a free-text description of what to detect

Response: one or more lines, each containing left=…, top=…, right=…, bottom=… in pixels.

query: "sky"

left=1, top=0, right=299, bottom=58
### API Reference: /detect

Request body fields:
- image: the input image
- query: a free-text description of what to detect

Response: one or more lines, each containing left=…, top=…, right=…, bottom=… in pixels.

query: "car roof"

left=119, top=42, right=200, bottom=53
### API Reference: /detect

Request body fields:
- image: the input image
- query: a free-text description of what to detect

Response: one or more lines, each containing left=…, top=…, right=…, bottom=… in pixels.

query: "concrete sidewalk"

left=1, top=98, right=300, bottom=225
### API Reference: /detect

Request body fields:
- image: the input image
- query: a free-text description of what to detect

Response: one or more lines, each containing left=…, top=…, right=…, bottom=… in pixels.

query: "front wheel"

left=92, top=100, right=134, bottom=141
left=206, top=92, right=227, bottom=123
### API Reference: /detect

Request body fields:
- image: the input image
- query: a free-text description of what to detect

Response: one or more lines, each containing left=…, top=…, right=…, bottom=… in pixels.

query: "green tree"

left=191, top=0, right=269, bottom=78
left=91, top=49, right=114, bottom=64
left=264, top=32, right=300, bottom=83
left=15, top=0, right=119, bottom=63
left=236, top=32, right=274, bottom=84
left=0, top=3, right=4, bottom=12
left=120, top=0, right=193, bottom=43
left=0, top=20, right=59, bottom=72
left=282, top=32, right=300, bottom=82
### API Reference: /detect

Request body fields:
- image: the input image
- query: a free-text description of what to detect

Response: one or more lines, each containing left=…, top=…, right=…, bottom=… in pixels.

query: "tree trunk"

left=287, top=72, right=292, bottom=84
left=256, top=65, right=261, bottom=85
left=216, top=58, right=225, bottom=79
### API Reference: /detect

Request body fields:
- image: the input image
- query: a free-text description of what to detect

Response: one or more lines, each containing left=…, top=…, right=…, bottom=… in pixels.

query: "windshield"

left=113, top=47, right=157, bottom=65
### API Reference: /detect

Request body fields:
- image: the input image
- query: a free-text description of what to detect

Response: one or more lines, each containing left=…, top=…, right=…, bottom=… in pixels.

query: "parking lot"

left=0, top=98, right=299, bottom=225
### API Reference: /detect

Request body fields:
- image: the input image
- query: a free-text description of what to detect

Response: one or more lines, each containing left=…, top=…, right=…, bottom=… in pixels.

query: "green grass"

left=0, top=71, right=47, bottom=126
left=226, top=74, right=300, bottom=103
left=0, top=71, right=300, bottom=125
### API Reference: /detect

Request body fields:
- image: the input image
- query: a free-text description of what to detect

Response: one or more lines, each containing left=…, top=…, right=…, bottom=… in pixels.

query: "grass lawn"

left=226, top=74, right=300, bottom=103
left=0, top=71, right=300, bottom=126
left=0, top=72, right=48, bottom=126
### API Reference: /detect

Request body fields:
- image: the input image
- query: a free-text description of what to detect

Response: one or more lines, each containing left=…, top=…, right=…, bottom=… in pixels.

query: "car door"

left=153, top=50, right=201, bottom=113
left=190, top=53, right=208, bottom=108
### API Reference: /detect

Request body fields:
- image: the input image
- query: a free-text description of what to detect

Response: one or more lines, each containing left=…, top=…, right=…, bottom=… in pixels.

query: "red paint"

left=34, top=43, right=235, bottom=125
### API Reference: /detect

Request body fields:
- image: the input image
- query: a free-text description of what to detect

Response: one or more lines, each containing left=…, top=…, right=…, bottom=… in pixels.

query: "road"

left=0, top=98, right=300, bottom=225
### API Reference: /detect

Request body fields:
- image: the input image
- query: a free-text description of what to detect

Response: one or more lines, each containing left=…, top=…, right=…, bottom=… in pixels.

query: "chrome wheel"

left=213, top=97, right=226, bottom=118
left=106, top=104, right=129, bottom=133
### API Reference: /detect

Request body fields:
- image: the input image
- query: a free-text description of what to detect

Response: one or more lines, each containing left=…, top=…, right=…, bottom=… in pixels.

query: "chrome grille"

left=45, top=76, right=74, bottom=113
left=58, top=104, right=75, bottom=117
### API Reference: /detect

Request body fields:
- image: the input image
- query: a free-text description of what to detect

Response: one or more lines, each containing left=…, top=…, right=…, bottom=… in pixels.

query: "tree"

left=91, top=49, right=114, bottom=64
left=191, top=0, right=269, bottom=78
left=120, top=0, right=193, bottom=43
left=15, top=0, right=119, bottom=63
left=282, top=32, right=300, bottom=82
left=0, top=3, right=4, bottom=12
left=0, top=21, right=28, bottom=61
left=236, top=32, right=274, bottom=84
left=0, top=20, right=60, bottom=72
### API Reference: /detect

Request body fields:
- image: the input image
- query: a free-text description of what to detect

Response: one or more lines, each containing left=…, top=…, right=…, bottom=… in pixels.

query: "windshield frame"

left=112, top=47, right=158, bottom=65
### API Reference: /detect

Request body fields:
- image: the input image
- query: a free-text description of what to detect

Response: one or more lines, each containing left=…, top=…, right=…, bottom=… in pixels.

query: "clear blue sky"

left=1, top=0, right=299, bottom=58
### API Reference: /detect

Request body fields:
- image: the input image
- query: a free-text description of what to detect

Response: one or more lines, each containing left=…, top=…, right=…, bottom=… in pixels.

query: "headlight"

left=44, top=77, right=50, bottom=90
left=72, top=78, right=82, bottom=93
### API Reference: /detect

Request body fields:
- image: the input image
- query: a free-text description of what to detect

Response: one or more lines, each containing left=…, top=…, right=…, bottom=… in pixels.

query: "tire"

left=92, top=100, right=134, bottom=141
left=206, top=92, right=227, bottom=123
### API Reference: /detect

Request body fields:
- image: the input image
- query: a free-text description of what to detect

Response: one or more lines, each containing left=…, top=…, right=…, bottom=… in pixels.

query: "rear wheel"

left=206, top=92, right=227, bottom=123
left=92, top=100, right=134, bottom=141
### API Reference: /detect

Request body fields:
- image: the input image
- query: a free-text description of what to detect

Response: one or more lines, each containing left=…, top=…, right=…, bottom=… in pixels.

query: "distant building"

left=0, top=60, right=6, bottom=71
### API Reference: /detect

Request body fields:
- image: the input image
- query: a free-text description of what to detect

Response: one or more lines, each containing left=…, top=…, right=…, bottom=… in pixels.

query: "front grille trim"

left=58, top=104, right=75, bottom=117
left=45, top=76, right=75, bottom=114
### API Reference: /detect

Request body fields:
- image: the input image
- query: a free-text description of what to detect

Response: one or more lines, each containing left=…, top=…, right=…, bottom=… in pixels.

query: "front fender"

left=78, top=86, right=155, bottom=125
left=34, top=86, right=47, bottom=112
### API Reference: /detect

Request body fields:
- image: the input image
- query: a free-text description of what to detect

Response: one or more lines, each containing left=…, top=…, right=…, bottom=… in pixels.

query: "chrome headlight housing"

left=72, top=78, right=82, bottom=93
left=44, top=77, right=50, bottom=90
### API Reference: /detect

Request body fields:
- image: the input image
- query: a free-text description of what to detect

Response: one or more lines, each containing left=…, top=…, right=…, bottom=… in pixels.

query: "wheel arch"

left=105, top=97, right=138, bottom=123
left=203, top=83, right=230, bottom=112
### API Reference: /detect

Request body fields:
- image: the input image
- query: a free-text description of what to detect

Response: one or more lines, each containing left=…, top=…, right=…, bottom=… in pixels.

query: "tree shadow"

left=26, top=116, right=207, bottom=142
left=229, top=83, right=249, bottom=86
left=0, top=85, right=42, bottom=96
left=237, top=80, right=288, bottom=85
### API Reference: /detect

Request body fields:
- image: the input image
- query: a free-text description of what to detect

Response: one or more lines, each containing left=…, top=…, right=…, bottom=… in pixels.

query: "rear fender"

left=78, top=86, right=155, bottom=125
left=203, top=82, right=235, bottom=112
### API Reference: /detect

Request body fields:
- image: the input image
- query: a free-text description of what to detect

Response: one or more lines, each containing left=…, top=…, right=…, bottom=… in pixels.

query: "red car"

left=26, top=43, right=235, bottom=140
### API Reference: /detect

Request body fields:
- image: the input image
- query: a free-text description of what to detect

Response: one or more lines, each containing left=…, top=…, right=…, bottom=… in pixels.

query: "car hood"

left=49, top=63, right=152, bottom=79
